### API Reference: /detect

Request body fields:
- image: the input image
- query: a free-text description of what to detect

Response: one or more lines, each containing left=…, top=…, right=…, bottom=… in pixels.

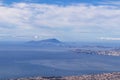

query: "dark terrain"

left=10, top=72, right=120, bottom=80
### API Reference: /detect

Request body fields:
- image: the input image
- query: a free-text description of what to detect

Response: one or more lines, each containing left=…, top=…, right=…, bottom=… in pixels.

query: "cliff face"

left=10, top=72, right=120, bottom=80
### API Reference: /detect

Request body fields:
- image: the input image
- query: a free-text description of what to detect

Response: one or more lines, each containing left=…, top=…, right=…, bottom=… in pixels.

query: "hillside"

left=10, top=72, right=120, bottom=80
left=26, top=38, right=66, bottom=47
left=28, top=38, right=61, bottom=44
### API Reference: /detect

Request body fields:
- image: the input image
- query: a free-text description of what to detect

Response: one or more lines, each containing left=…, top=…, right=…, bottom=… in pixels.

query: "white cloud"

left=0, top=3, right=120, bottom=41
left=100, top=37, right=120, bottom=41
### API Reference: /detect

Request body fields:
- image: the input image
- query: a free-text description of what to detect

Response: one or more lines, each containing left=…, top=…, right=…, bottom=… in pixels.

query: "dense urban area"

left=10, top=72, right=120, bottom=80
left=72, top=48, right=120, bottom=56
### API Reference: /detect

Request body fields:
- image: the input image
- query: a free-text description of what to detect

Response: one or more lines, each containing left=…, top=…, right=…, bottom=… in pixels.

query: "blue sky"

left=0, top=0, right=120, bottom=41
left=2, top=0, right=120, bottom=5
left=2, top=0, right=106, bottom=4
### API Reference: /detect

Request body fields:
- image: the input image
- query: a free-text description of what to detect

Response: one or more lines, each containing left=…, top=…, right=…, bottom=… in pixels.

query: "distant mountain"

left=26, top=38, right=65, bottom=47
left=28, top=38, right=61, bottom=44
left=39, top=38, right=61, bottom=43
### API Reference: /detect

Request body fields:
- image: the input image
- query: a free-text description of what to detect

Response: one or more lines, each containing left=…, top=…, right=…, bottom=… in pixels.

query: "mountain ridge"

left=25, top=38, right=65, bottom=47
left=27, top=38, right=62, bottom=44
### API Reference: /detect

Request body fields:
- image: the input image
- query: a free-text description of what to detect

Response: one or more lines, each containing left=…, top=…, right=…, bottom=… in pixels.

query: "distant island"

left=27, top=38, right=62, bottom=44
left=26, top=38, right=65, bottom=47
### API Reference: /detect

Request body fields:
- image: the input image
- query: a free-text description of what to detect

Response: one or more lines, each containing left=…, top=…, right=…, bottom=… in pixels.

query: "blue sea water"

left=0, top=47, right=120, bottom=79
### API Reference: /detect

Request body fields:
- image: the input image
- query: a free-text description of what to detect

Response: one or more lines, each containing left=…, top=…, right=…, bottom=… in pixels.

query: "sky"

left=0, top=0, right=120, bottom=42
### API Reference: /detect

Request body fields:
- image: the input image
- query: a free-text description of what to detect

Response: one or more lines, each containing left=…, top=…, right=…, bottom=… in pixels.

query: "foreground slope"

left=10, top=72, right=120, bottom=80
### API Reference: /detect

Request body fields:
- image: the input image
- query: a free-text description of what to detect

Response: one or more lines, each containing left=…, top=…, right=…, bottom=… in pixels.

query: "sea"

left=0, top=44, right=120, bottom=79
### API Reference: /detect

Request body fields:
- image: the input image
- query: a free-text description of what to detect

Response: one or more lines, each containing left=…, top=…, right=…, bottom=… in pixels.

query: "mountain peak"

left=28, top=38, right=61, bottom=44
left=40, top=38, right=61, bottom=43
